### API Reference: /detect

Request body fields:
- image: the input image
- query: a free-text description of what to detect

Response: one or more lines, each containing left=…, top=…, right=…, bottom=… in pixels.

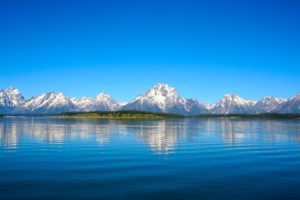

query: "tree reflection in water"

left=1, top=117, right=300, bottom=154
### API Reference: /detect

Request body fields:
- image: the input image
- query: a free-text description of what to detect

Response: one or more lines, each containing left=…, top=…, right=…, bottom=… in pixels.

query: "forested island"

left=57, top=111, right=300, bottom=119
left=1, top=112, right=299, bottom=119
left=57, top=110, right=183, bottom=119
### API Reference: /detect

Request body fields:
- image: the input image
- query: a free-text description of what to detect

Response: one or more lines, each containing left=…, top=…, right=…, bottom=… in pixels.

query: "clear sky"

left=0, top=0, right=299, bottom=103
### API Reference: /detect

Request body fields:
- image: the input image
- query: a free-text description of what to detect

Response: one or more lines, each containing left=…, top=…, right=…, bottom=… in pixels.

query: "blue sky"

left=0, top=0, right=299, bottom=103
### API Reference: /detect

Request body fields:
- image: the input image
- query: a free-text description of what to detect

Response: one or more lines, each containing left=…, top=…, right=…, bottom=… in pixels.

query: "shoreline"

left=1, top=112, right=300, bottom=120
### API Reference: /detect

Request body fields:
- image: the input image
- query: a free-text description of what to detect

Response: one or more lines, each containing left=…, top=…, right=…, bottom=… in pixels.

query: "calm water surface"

left=1, top=117, right=300, bottom=200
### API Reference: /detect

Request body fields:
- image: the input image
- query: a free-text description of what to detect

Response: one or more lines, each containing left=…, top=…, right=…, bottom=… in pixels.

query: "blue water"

left=1, top=117, right=300, bottom=200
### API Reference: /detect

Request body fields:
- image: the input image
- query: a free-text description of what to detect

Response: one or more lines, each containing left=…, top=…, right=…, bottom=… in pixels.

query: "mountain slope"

left=0, top=85, right=299, bottom=115
left=255, top=96, right=287, bottom=113
left=71, top=93, right=120, bottom=112
left=122, top=83, right=208, bottom=114
left=276, top=93, right=300, bottom=113
left=22, top=92, right=76, bottom=114
left=212, top=94, right=257, bottom=114
left=0, top=87, right=25, bottom=114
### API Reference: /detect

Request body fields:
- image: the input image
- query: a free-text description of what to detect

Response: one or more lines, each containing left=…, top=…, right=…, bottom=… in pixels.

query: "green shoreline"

left=58, top=112, right=300, bottom=119
left=57, top=110, right=183, bottom=119
left=1, top=111, right=300, bottom=119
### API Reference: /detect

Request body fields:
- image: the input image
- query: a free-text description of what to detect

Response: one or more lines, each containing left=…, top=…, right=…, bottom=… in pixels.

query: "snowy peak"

left=0, top=90, right=10, bottom=108
left=123, top=83, right=208, bottom=114
left=275, top=92, right=300, bottom=113
left=219, top=94, right=248, bottom=105
left=23, top=92, right=75, bottom=114
left=91, top=93, right=120, bottom=111
left=183, top=98, right=211, bottom=114
left=135, top=83, right=182, bottom=108
left=255, top=96, right=287, bottom=113
left=5, top=87, right=21, bottom=96
left=260, top=96, right=286, bottom=102
left=37, top=92, right=71, bottom=107
left=70, top=97, right=93, bottom=109
left=95, top=93, right=113, bottom=101
left=70, top=93, right=120, bottom=112
left=257, top=96, right=287, bottom=105
left=49, top=92, right=69, bottom=103
left=213, top=94, right=256, bottom=114
left=290, top=92, right=300, bottom=101
left=1, top=85, right=300, bottom=114
left=124, top=83, right=184, bottom=113
left=0, top=87, right=24, bottom=108
left=144, top=83, right=180, bottom=98
left=146, top=83, right=180, bottom=100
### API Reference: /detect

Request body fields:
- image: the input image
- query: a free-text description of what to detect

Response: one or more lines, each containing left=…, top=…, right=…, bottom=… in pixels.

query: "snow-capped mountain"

left=0, top=84, right=299, bottom=114
left=212, top=94, right=257, bottom=114
left=276, top=93, right=300, bottom=113
left=255, top=96, right=287, bottom=113
left=22, top=92, right=76, bottom=114
left=122, top=83, right=208, bottom=114
left=71, top=93, right=120, bottom=112
left=0, top=88, right=120, bottom=114
left=70, top=97, right=93, bottom=110
left=0, top=87, right=25, bottom=113
left=183, top=99, right=212, bottom=114
left=3, top=87, right=25, bottom=106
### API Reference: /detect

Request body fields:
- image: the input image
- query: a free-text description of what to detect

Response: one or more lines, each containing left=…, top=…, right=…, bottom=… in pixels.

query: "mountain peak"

left=223, top=94, right=240, bottom=98
left=95, top=92, right=112, bottom=99
left=291, top=92, right=300, bottom=100
left=91, top=93, right=119, bottom=111
left=5, top=86, right=21, bottom=95
left=1, top=87, right=24, bottom=107
left=261, top=96, right=275, bottom=100
left=153, top=83, right=172, bottom=89
left=123, top=83, right=208, bottom=114
left=43, top=92, right=67, bottom=98
left=213, top=94, right=256, bottom=114
left=260, top=96, right=286, bottom=102
left=145, top=83, right=179, bottom=98
left=221, top=94, right=246, bottom=103
left=152, top=83, right=174, bottom=90
left=1, top=84, right=300, bottom=114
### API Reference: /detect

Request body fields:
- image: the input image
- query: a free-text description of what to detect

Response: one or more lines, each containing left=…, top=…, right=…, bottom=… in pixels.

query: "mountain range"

left=0, top=83, right=299, bottom=115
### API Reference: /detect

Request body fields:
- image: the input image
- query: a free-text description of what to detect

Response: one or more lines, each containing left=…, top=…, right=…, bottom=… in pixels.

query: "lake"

left=1, top=117, right=300, bottom=200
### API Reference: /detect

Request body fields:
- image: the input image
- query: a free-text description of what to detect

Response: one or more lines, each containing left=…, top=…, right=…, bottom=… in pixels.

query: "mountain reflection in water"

left=1, top=117, right=300, bottom=154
